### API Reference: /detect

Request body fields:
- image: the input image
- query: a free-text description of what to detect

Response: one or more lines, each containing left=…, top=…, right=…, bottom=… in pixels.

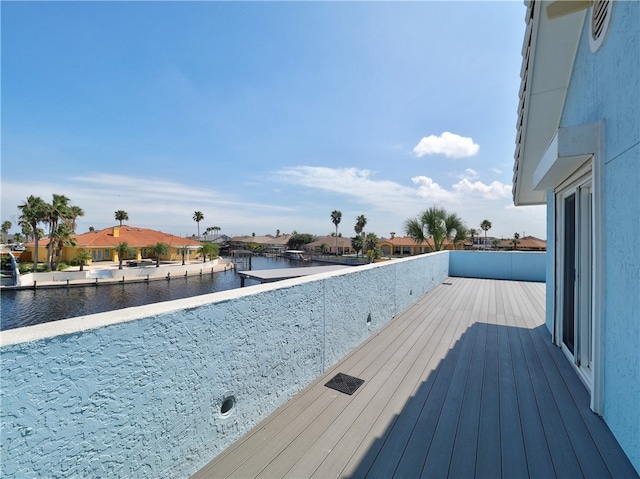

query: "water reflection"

left=1, top=257, right=324, bottom=331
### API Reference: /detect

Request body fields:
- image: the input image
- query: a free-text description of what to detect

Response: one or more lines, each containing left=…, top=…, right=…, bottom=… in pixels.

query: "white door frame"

left=555, top=170, right=593, bottom=388
left=537, top=122, right=605, bottom=415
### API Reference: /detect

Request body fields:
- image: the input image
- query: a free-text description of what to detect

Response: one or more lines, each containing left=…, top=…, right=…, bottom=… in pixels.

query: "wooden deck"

left=192, top=278, right=638, bottom=478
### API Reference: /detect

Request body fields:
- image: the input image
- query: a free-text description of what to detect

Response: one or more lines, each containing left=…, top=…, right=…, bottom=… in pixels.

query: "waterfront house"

left=304, top=235, right=354, bottom=255
left=21, top=225, right=203, bottom=265
left=379, top=235, right=465, bottom=257
left=228, top=234, right=292, bottom=254
left=512, top=0, right=639, bottom=471
left=497, top=235, right=547, bottom=251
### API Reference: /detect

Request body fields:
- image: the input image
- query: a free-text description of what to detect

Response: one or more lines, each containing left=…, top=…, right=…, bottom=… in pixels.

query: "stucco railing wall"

left=0, top=252, right=449, bottom=479
left=449, top=250, right=546, bottom=282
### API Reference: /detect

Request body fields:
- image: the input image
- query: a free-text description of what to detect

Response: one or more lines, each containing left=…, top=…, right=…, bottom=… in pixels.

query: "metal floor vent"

left=325, top=373, right=365, bottom=395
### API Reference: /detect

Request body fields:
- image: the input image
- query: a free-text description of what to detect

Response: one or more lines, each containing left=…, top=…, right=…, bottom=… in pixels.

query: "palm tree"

left=452, top=225, right=468, bottom=250
left=364, top=232, right=379, bottom=253
left=73, top=250, right=92, bottom=272
left=480, top=219, right=492, bottom=250
left=150, top=242, right=169, bottom=267
left=331, top=210, right=342, bottom=255
left=45, top=194, right=72, bottom=269
left=115, top=210, right=129, bottom=227
left=193, top=211, right=204, bottom=240
left=512, top=232, right=521, bottom=250
left=63, top=205, right=85, bottom=233
left=52, top=223, right=78, bottom=269
left=492, top=239, right=500, bottom=250
left=354, top=215, right=367, bottom=257
left=199, top=242, right=218, bottom=263
left=364, top=233, right=380, bottom=262
left=212, top=226, right=221, bottom=239
left=351, top=235, right=364, bottom=258
left=405, top=206, right=465, bottom=252
left=1, top=221, right=11, bottom=243
left=18, top=195, right=48, bottom=271
left=20, top=222, right=33, bottom=242
left=468, top=228, right=478, bottom=249
left=114, top=242, right=134, bottom=270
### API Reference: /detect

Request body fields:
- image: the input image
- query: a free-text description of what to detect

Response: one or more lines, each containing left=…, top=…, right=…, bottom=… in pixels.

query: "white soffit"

left=533, top=123, right=600, bottom=190
left=513, top=3, right=585, bottom=205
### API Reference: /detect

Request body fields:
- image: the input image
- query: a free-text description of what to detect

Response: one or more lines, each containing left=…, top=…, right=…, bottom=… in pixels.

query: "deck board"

left=192, top=278, right=638, bottom=479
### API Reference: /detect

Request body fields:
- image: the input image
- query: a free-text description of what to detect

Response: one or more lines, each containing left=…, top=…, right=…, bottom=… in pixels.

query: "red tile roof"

left=29, top=226, right=202, bottom=249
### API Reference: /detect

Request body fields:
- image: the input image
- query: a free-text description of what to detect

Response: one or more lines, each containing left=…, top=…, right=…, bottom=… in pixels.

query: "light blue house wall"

left=545, top=190, right=555, bottom=334
left=551, top=1, right=640, bottom=470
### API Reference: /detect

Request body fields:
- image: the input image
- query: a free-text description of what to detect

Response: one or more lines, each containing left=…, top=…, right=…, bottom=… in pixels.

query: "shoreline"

left=0, top=259, right=234, bottom=291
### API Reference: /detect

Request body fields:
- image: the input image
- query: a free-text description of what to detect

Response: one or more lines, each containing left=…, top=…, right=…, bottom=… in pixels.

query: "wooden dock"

left=192, top=277, right=638, bottom=478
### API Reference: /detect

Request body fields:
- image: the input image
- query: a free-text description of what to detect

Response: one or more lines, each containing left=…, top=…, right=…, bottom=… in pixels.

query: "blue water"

left=0, top=256, right=325, bottom=331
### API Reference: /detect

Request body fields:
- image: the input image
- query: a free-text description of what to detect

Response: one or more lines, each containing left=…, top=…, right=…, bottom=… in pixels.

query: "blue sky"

left=1, top=1, right=545, bottom=240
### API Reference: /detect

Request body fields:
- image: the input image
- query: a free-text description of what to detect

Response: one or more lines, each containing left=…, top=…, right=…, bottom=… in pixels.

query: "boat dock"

left=238, top=265, right=351, bottom=286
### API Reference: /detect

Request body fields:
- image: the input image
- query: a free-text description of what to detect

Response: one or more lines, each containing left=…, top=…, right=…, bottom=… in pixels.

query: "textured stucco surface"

left=545, top=190, right=556, bottom=334
left=1, top=253, right=450, bottom=478
left=555, top=1, right=640, bottom=471
left=449, top=251, right=546, bottom=282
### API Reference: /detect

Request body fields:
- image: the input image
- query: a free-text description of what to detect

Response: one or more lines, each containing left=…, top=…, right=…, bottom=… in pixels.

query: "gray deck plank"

left=310, top=283, right=464, bottom=478
left=338, top=280, right=475, bottom=478
left=496, top=285, right=529, bottom=478
left=300, top=280, right=477, bottom=478
left=253, top=281, right=466, bottom=478
left=346, top=280, right=479, bottom=478
left=392, top=280, right=482, bottom=478
left=191, top=278, right=638, bottom=479
left=501, top=281, right=559, bottom=479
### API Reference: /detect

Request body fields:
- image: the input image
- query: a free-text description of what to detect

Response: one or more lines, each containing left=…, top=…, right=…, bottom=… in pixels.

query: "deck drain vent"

left=325, top=373, right=364, bottom=396
left=220, top=395, right=236, bottom=416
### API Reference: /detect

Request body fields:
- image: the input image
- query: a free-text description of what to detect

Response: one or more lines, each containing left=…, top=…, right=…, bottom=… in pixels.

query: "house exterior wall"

left=0, top=252, right=450, bottom=479
left=545, top=190, right=555, bottom=334
left=550, top=2, right=640, bottom=470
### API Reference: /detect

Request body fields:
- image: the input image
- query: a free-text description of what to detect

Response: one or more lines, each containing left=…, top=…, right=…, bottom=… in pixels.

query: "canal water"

left=0, top=256, right=326, bottom=331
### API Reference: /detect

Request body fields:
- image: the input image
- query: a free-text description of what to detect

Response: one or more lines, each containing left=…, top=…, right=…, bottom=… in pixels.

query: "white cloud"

left=273, top=166, right=413, bottom=208
left=452, top=178, right=512, bottom=200
left=1, top=173, right=293, bottom=237
left=273, top=166, right=511, bottom=207
left=413, top=132, right=480, bottom=159
left=411, top=176, right=456, bottom=203
left=269, top=165, right=545, bottom=238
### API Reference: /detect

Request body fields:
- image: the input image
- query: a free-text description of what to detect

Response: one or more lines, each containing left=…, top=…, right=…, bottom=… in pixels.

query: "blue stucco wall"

left=449, top=251, right=546, bottom=282
left=546, top=190, right=555, bottom=334
left=557, top=1, right=640, bottom=471
left=0, top=253, right=450, bottom=479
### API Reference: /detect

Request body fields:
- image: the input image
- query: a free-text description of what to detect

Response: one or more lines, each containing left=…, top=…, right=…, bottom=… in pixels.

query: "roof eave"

left=513, top=1, right=586, bottom=206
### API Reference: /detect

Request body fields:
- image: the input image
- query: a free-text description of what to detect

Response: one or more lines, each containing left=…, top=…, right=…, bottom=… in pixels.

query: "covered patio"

left=193, top=277, right=637, bottom=478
